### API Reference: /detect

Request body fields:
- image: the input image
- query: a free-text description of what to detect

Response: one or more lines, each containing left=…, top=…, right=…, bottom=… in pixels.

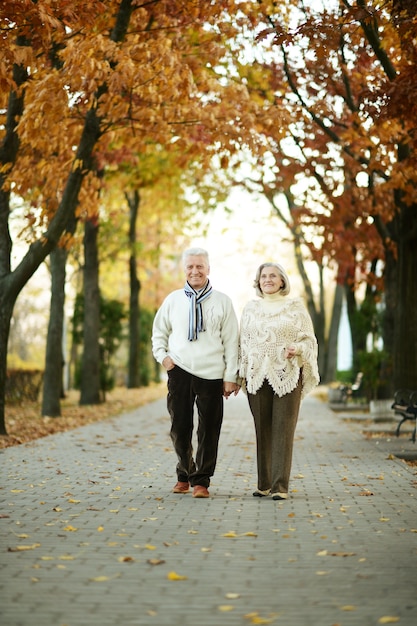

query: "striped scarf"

left=184, top=280, right=213, bottom=341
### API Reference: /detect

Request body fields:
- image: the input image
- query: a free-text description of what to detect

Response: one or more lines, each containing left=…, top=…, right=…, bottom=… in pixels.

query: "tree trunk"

left=345, top=273, right=374, bottom=376
left=394, top=203, right=417, bottom=389
left=80, top=219, right=101, bottom=405
left=0, top=291, right=14, bottom=435
left=126, top=190, right=141, bottom=388
left=323, top=283, right=344, bottom=383
left=41, top=247, right=68, bottom=417
left=0, top=0, right=134, bottom=434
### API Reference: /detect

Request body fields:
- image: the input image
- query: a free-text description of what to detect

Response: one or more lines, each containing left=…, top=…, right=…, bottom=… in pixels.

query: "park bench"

left=338, top=372, right=364, bottom=403
left=391, top=389, right=417, bottom=443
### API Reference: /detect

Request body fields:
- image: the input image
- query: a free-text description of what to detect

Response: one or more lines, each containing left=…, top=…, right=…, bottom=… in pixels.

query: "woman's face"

left=259, top=266, right=284, bottom=295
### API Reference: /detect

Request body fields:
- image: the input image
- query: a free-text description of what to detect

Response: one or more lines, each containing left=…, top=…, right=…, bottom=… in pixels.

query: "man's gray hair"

left=182, top=247, right=210, bottom=266
left=253, top=262, right=291, bottom=297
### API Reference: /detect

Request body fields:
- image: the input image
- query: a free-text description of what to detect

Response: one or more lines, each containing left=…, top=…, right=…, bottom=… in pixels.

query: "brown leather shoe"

left=192, top=485, right=210, bottom=498
left=172, top=481, right=190, bottom=493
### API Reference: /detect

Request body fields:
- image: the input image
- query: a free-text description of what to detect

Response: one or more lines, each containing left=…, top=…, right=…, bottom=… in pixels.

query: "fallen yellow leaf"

left=379, top=517, right=390, bottom=522
left=222, top=531, right=238, bottom=537
left=378, top=617, right=400, bottom=624
left=145, top=544, right=156, bottom=550
left=97, top=526, right=104, bottom=532
left=167, top=571, right=188, bottom=581
left=147, top=558, right=165, bottom=565
left=63, top=525, right=77, bottom=532
left=218, top=605, right=235, bottom=612
left=244, top=613, right=276, bottom=624
left=8, top=543, right=41, bottom=552
left=225, top=593, right=241, bottom=599
left=340, top=605, right=356, bottom=611
left=242, top=531, right=258, bottom=537
left=90, top=576, right=111, bottom=582
left=68, top=499, right=80, bottom=503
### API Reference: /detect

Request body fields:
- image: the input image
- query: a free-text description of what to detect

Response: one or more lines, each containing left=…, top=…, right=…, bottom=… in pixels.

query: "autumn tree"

left=0, top=0, right=264, bottom=434
left=236, top=0, right=416, bottom=391
left=1, top=0, right=121, bottom=433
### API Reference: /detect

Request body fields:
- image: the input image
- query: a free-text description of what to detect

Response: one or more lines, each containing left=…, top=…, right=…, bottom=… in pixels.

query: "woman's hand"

left=223, top=382, right=240, bottom=398
left=285, top=345, right=297, bottom=359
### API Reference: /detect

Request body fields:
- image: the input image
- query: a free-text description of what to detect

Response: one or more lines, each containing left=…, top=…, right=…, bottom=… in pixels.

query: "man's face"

left=184, top=255, right=210, bottom=290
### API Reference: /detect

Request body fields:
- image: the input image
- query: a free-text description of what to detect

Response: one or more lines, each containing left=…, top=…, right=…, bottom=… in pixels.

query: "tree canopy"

left=1, top=0, right=416, bottom=434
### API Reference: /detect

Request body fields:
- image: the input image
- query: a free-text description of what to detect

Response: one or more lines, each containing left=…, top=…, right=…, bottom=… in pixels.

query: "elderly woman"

left=239, top=262, right=319, bottom=500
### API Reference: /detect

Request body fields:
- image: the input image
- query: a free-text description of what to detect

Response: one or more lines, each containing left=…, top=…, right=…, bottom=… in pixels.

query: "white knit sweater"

left=239, top=294, right=320, bottom=398
left=152, top=288, right=239, bottom=382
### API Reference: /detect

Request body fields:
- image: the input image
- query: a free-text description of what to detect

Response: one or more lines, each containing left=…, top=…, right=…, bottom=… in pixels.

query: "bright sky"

left=189, top=187, right=301, bottom=316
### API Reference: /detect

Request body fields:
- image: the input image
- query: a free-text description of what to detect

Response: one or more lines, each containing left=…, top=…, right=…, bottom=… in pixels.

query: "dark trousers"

left=248, top=377, right=302, bottom=494
left=167, top=366, right=224, bottom=488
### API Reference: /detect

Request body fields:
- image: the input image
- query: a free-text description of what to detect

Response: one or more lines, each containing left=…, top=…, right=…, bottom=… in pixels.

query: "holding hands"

left=223, top=382, right=240, bottom=399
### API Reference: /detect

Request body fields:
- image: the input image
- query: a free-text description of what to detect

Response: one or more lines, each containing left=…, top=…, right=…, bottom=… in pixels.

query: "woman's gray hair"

left=182, top=247, right=210, bottom=266
left=253, top=262, right=291, bottom=297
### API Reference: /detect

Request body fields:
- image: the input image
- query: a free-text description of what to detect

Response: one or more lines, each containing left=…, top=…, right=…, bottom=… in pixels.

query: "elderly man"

left=152, top=247, right=240, bottom=498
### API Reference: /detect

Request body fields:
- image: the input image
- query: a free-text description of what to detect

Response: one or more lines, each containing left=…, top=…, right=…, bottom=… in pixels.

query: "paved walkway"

left=1, top=389, right=416, bottom=626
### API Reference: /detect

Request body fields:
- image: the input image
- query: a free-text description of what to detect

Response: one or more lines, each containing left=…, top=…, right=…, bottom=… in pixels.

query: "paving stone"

left=1, top=390, right=416, bottom=626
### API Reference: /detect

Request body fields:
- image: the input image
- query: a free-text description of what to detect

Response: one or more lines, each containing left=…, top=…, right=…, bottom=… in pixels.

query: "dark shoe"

left=271, top=492, right=288, bottom=500
left=252, top=489, right=271, bottom=497
left=172, top=481, right=190, bottom=494
left=192, top=485, right=210, bottom=498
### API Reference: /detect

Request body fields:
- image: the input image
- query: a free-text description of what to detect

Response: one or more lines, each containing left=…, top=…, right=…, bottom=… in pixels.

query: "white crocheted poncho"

left=239, top=294, right=320, bottom=398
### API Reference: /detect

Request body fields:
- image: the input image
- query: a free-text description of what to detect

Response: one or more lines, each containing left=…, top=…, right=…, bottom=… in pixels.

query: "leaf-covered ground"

left=2, top=385, right=415, bottom=468
left=1, top=383, right=166, bottom=449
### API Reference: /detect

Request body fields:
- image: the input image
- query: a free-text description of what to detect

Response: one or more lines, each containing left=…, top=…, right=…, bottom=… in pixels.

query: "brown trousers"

left=248, top=376, right=302, bottom=494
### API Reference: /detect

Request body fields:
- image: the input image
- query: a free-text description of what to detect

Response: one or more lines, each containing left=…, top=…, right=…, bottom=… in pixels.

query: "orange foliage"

left=231, top=0, right=415, bottom=288
left=1, top=1, right=263, bottom=239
